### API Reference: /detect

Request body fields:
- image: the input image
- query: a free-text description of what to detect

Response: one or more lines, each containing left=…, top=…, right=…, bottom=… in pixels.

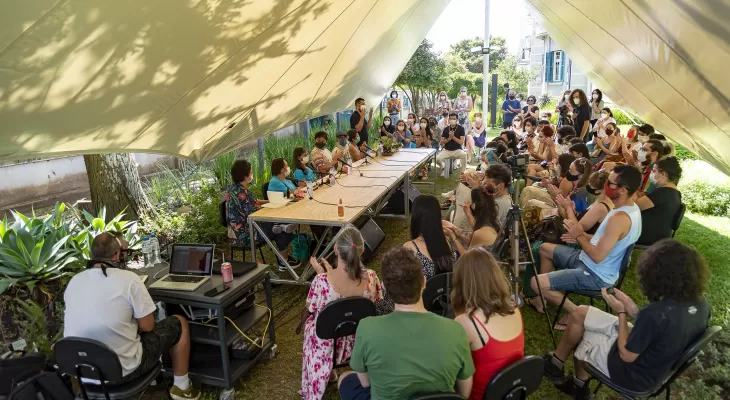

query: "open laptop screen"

left=170, top=244, right=214, bottom=275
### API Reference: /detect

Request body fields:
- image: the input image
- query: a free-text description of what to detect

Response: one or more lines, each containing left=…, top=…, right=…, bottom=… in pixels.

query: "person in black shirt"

left=570, top=89, right=592, bottom=143
left=350, top=97, right=372, bottom=146
left=543, top=239, right=710, bottom=399
left=437, top=112, right=467, bottom=170
left=636, top=157, right=682, bottom=245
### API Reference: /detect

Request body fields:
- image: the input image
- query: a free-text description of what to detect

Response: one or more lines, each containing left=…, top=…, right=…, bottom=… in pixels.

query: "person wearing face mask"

left=311, top=131, right=335, bottom=174
left=437, top=91, right=451, bottom=115
left=624, top=124, right=642, bottom=155
left=347, top=129, right=365, bottom=161
left=570, top=89, right=592, bottom=142
left=450, top=164, right=513, bottom=239
left=468, top=113, right=487, bottom=157
left=386, top=90, right=402, bottom=125
left=526, top=125, right=558, bottom=185
left=453, top=86, right=474, bottom=130
left=632, top=139, right=665, bottom=195
left=589, top=89, right=605, bottom=128
left=350, top=97, right=372, bottom=147
left=428, top=117, right=441, bottom=149
left=593, top=122, right=621, bottom=161
left=522, top=95, right=540, bottom=119
left=293, top=147, right=316, bottom=183
left=501, top=89, right=522, bottom=129
left=556, top=90, right=574, bottom=128
left=437, top=112, right=468, bottom=170
left=409, top=115, right=425, bottom=145
left=511, top=115, right=525, bottom=138
left=636, top=157, right=682, bottom=246
left=592, top=107, right=617, bottom=140
left=379, top=116, right=395, bottom=138
left=394, top=120, right=409, bottom=144
left=519, top=154, right=576, bottom=209
left=556, top=126, right=576, bottom=155
left=419, top=117, right=434, bottom=147
left=529, top=165, right=642, bottom=336
left=269, top=158, right=306, bottom=196
left=332, top=131, right=353, bottom=169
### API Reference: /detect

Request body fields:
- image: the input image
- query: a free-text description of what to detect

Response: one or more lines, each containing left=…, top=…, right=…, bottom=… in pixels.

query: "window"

left=545, top=50, right=565, bottom=83
left=520, top=37, right=531, bottom=61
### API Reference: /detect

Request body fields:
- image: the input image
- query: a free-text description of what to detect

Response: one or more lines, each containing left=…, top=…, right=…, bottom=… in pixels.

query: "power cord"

left=203, top=304, right=272, bottom=349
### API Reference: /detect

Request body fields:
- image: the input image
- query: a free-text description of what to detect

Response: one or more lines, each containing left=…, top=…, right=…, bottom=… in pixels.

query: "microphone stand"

left=338, top=158, right=364, bottom=177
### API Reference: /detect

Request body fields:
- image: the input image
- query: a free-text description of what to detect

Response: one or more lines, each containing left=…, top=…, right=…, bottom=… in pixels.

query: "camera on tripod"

left=506, top=153, right=530, bottom=176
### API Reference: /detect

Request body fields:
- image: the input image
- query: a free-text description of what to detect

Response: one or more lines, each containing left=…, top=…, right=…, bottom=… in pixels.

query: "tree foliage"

left=495, top=55, right=538, bottom=99
left=394, top=40, right=445, bottom=115
left=447, top=36, right=508, bottom=74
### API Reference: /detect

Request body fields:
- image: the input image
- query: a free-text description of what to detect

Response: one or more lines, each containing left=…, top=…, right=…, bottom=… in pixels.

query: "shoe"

left=170, top=385, right=201, bottom=400
left=440, top=190, right=454, bottom=199
left=543, top=352, right=565, bottom=382
left=553, top=375, right=592, bottom=399
left=272, top=224, right=296, bottom=234
left=278, top=257, right=301, bottom=272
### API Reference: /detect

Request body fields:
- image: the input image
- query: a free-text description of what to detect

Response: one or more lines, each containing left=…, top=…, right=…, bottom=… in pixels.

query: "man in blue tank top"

left=528, top=165, right=642, bottom=327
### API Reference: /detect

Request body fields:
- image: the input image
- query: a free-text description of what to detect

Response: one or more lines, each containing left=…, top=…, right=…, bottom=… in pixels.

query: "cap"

left=335, top=131, right=348, bottom=137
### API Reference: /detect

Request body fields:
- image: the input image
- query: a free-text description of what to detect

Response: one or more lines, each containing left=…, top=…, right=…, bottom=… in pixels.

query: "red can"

left=221, top=262, right=233, bottom=283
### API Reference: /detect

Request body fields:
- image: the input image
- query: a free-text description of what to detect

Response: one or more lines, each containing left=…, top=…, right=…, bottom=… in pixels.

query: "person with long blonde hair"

left=451, top=247, right=524, bottom=400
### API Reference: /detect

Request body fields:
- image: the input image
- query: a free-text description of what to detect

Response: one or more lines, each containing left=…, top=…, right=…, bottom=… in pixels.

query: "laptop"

left=149, top=244, right=215, bottom=291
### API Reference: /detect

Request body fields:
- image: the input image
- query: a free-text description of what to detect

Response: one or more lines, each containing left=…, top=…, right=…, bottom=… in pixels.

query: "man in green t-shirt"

left=338, top=247, right=474, bottom=400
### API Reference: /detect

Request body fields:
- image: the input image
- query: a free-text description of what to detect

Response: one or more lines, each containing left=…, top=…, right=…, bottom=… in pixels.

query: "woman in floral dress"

left=299, top=226, right=383, bottom=400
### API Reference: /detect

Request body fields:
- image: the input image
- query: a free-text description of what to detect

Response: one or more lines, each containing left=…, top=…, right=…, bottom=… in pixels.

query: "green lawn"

left=224, top=156, right=730, bottom=400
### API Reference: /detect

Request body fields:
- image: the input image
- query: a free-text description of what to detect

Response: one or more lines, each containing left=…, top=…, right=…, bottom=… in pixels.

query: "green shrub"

left=681, top=181, right=730, bottom=217
left=674, top=142, right=699, bottom=160
left=17, top=299, right=63, bottom=361
left=674, top=327, right=730, bottom=399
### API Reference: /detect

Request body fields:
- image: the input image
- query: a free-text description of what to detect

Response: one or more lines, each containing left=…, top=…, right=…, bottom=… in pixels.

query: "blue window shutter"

left=560, top=56, right=565, bottom=81
left=545, top=52, right=553, bottom=83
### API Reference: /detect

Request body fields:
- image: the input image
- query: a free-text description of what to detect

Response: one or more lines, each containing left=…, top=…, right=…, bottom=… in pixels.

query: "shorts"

left=121, top=316, right=182, bottom=382
left=503, top=120, right=512, bottom=129
left=547, top=246, right=611, bottom=291
left=574, top=307, right=632, bottom=377
left=339, top=373, right=371, bottom=400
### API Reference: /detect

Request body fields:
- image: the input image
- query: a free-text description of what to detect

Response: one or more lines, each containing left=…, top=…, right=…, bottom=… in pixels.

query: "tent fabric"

left=524, top=0, right=730, bottom=176
left=0, top=0, right=450, bottom=162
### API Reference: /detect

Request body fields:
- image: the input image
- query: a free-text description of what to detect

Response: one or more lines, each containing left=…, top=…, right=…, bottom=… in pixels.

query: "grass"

left=201, top=133, right=730, bottom=399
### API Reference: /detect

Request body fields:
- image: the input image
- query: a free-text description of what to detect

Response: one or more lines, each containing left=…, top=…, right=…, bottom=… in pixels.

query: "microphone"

left=338, top=158, right=363, bottom=176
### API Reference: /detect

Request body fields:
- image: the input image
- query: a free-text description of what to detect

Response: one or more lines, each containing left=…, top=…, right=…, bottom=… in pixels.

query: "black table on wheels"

left=142, top=263, right=275, bottom=399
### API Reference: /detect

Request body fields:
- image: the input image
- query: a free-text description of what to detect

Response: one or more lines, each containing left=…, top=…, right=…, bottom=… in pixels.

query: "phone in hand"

left=205, top=284, right=230, bottom=297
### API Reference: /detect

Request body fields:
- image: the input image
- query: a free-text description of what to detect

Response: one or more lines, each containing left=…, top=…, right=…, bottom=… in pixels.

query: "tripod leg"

left=520, top=218, right=558, bottom=349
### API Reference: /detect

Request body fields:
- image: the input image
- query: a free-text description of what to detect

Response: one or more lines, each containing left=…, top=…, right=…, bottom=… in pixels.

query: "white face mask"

left=397, top=125, right=405, bottom=131
left=302, top=156, right=309, bottom=163
left=408, top=119, right=415, bottom=124
left=413, top=123, right=420, bottom=131
left=475, top=117, right=482, bottom=123
left=440, top=96, right=446, bottom=100
left=601, top=113, right=608, bottom=119
left=360, top=104, right=367, bottom=112
left=449, top=119, right=458, bottom=127
left=637, top=149, right=648, bottom=163
left=391, top=94, right=396, bottom=98
left=461, top=91, right=467, bottom=96
left=480, top=161, right=489, bottom=171
left=383, top=120, right=390, bottom=126
left=564, top=94, right=570, bottom=101
left=592, top=93, right=598, bottom=99
left=514, top=120, right=521, bottom=127
left=649, top=172, right=658, bottom=184
left=283, top=168, right=291, bottom=176
left=638, top=135, right=649, bottom=143
left=573, top=98, right=580, bottom=105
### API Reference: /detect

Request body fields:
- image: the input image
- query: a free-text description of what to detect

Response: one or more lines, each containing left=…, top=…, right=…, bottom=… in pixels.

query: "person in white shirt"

left=64, top=233, right=200, bottom=400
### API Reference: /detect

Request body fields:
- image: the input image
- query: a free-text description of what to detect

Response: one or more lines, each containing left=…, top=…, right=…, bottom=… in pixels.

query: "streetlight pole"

left=483, top=0, right=491, bottom=114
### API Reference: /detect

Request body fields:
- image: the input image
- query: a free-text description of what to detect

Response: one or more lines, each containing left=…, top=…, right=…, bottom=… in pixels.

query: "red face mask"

left=604, top=181, right=620, bottom=199
left=627, top=129, right=635, bottom=139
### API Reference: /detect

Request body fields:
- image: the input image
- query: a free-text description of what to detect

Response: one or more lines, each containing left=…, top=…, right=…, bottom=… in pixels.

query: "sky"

left=426, top=0, right=526, bottom=56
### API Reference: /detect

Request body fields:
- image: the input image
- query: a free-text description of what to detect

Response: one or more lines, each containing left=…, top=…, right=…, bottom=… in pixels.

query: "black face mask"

left=509, top=95, right=515, bottom=99
left=586, top=185, right=600, bottom=196
left=557, top=138, right=564, bottom=145
left=315, top=142, right=326, bottom=149
left=566, top=172, right=580, bottom=182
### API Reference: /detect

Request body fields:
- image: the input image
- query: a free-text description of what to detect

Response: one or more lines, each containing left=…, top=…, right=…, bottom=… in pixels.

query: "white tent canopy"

left=524, top=0, right=730, bottom=175
left=0, top=0, right=449, bottom=162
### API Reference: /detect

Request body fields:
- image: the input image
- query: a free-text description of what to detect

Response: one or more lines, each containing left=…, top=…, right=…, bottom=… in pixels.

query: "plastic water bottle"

left=149, top=234, right=162, bottom=265
left=329, top=166, right=336, bottom=184
left=141, top=237, right=153, bottom=269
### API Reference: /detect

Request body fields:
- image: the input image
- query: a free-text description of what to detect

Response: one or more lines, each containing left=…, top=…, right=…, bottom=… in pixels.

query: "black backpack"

left=7, top=372, right=74, bottom=400
left=219, top=200, right=227, bottom=227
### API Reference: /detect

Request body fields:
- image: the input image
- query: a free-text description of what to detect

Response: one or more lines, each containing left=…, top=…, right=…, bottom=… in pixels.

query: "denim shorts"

left=548, top=245, right=610, bottom=291
left=339, top=373, right=371, bottom=400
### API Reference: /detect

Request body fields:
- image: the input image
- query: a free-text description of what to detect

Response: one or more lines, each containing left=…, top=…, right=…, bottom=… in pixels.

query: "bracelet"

left=617, top=311, right=627, bottom=316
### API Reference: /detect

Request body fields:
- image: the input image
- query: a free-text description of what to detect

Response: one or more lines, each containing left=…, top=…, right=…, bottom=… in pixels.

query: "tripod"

left=498, top=170, right=557, bottom=348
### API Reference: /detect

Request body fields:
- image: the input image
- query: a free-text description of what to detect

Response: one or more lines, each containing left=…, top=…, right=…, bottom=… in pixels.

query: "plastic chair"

left=315, top=297, right=376, bottom=371
left=586, top=326, right=721, bottom=400
left=54, top=337, right=170, bottom=400
left=422, top=273, right=454, bottom=318
left=483, top=356, right=543, bottom=400
left=552, top=244, right=635, bottom=329
left=410, top=393, right=465, bottom=400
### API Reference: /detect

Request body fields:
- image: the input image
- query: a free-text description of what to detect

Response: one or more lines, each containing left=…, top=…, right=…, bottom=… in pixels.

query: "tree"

left=83, top=154, right=152, bottom=221
left=394, top=40, right=444, bottom=116
left=443, top=53, right=483, bottom=109
left=495, top=55, right=538, bottom=100
left=447, top=36, right=508, bottom=74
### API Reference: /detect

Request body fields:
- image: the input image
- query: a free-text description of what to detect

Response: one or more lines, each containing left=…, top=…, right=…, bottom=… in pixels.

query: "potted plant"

left=380, top=136, right=401, bottom=155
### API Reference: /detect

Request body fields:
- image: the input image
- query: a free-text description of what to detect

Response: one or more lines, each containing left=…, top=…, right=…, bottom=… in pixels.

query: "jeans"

left=547, top=245, right=611, bottom=291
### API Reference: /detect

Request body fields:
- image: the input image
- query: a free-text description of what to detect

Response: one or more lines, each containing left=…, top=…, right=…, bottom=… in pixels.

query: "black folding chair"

left=315, top=297, right=376, bottom=371
left=552, top=244, right=635, bottom=328
left=422, top=273, right=454, bottom=318
left=635, top=203, right=686, bottom=250
left=410, top=393, right=465, bottom=400
left=586, top=326, right=722, bottom=400
left=483, top=356, right=543, bottom=400
left=8, top=372, right=74, bottom=400
left=54, top=337, right=170, bottom=400
left=261, top=181, right=270, bottom=200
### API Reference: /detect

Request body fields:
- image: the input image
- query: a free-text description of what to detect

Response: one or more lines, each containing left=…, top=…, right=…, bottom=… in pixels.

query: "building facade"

left=518, top=15, right=594, bottom=99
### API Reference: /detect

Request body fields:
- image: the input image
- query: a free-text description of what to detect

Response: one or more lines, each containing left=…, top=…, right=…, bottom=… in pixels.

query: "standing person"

left=64, top=233, right=201, bottom=400
left=437, top=112, right=468, bottom=170
left=350, top=97, right=373, bottom=147
left=452, top=248, right=524, bottom=400
left=429, top=117, right=442, bottom=149
left=453, top=86, right=474, bottom=130
left=556, top=90, right=573, bottom=128
left=338, top=247, right=475, bottom=400
left=299, top=227, right=383, bottom=400
left=589, top=89, right=605, bottom=133
left=386, top=90, right=402, bottom=125
left=522, top=95, right=540, bottom=119
left=516, top=93, right=526, bottom=109
left=293, top=147, right=316, bottom=183
left=511, top=115, right=525, bottom=139
left=311, top=131, right=335, bottom=174
left=571, top=89, right=592, bottom=142
left=379, top=116, right=395, bottom=138
left=543, top=239, right=710, bottom=399
left=501, top=89, right=522, bottom=129
left=437, top=91, right=451, bottom=115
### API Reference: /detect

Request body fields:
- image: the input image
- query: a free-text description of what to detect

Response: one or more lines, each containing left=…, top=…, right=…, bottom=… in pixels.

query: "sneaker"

left=170, top=385, right=201, bottom=400
left=543, top=352, right=565, bottom=382
left=553, top=375, right=592, bottom=400
left=272, top=224, right=296, bottom=234
left=440, top=190, right=454, bottom=199
left=278, top=257, right=302, bottom=272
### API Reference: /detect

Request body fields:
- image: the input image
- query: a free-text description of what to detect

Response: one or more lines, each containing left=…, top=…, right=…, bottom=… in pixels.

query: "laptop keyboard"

left=163, top=275, right=206, bottom=283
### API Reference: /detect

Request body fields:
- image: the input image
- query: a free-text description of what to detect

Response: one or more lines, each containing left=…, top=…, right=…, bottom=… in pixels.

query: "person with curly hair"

left=543, top=239, right=710, bottom=399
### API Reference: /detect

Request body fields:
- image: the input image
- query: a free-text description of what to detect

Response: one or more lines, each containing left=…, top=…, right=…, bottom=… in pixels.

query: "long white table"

left=248, top=148, right=436, bottom=285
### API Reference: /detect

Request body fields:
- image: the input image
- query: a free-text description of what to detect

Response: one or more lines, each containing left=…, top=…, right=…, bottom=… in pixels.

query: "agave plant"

left=67, top=206, right=142, bottom=260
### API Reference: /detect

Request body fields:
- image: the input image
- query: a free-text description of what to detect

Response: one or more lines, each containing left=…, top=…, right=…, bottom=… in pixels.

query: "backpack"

left=219, top=200, right=227, bottom=227
left=7, top=372, right=74, bottom=400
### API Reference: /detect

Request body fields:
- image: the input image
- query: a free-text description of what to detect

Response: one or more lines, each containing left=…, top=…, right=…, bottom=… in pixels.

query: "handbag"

left=539, top=215, right=564, bottom=244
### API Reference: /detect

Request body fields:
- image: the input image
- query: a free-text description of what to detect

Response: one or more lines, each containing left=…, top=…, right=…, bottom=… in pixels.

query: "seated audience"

left=511, top=115, right=525, bottom=139
left=428, top=117, right=441, bottom=149
left=420, top=117, right=435, bottom=146
left=64, top=233, right=200, bottom=400
left=268, top=158, right=305, bottom=196
left=592, top=122, right=621, bottom=161
left=338, top=247, right=475, bottom=400
left=347, top=129, right=365, bottom=161
left=529, top=165, right=642, bottom=328
left=394, top=119, right=409, bottom=144
left=332, top=131, right=352, bottom=169
left=300, top=227, right=383, bottom=400
left=449, top=165, right=513, bottom=236
left=452, top=248, right=524, bottom=400
left=470, top=113, right=488, bottom=149
left=404, top=195, right=457, bottom=280
left=519, top=154, right=581, bottom=209
left=569, top=142, right=591, bottom=159
left=627, top=139, right=666, bottom=196
left=525, top=125, right=558, bottom=185
left=478, top=141, right=508, bottom=171
left=448, top=188, right=501, bottom=251
left=227, top=160, right=298, bottom=269
left=556, top=126, right=576, bottom=155
left=379, top=116, right=395, bottom=138
left=520, top=117, right=537, bottom=152
left=544, top=239, right=710, bottom=398
left=311, top=131, right=335, bottom=174
left=293, top=147, right=316, bottom=183
left=499, top=129, right=519, bottom=155
left=437, top=112, right=468, bottom=170
left=591, top=108, right=616, bottom=142
left=636, top=157, right=682, bottom=245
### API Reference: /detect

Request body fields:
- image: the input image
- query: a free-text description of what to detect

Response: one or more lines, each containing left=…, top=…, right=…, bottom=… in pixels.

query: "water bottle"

left=329, top=166, right=336, bottom=184
left=141, top=237, right=153, bottom=269
left=149, top=234, right=162, bottom=265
